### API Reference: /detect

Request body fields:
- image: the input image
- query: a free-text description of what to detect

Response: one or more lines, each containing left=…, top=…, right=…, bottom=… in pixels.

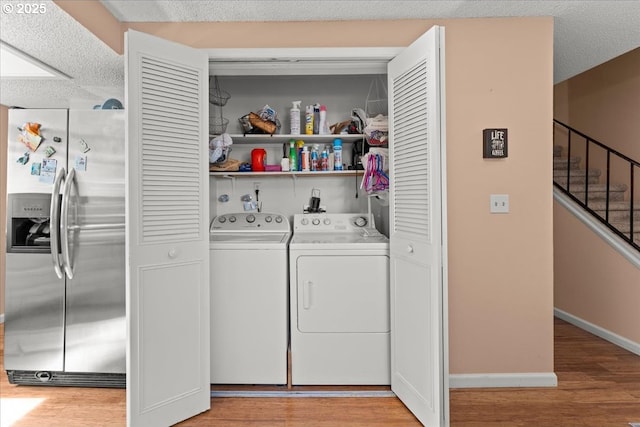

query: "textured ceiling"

left=0, top=0, right=123, bottom=108
left=1, top=0, right=639, bottom=108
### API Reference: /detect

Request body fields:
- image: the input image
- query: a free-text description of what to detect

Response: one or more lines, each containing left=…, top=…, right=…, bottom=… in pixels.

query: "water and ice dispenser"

left=6, top=193, right=53, bottom=253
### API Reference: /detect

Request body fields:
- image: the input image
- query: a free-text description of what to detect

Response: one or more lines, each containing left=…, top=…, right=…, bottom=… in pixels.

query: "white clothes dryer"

left=209, top=212, right=290, bottom=384
left=289, top=213, right=390, bottom=385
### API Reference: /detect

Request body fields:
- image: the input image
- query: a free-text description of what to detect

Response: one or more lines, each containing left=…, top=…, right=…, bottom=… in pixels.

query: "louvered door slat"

left=141, top=82, right=200, bottom=104
left=139, top=56, right=202, bottom=242
left=392, top=61, right=430, bottom=239
left=142, top=106, right=200, bottom=123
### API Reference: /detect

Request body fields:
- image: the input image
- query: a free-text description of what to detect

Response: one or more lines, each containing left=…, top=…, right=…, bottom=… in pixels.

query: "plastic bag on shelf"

left=209, top=133, right=233, bottom=164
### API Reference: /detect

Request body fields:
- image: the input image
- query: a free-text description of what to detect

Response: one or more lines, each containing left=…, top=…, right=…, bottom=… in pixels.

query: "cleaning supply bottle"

left=305, top=105, right=314, bottom=135
left=333, top=138, right=343, bottom=170
left=319, top=105, right=329, bottom=135
left=296, top=140, right=305, bottom=171
left=301, top=146, right=310, bottom=171
left=320, top=149, right=329, bottom=171
left=290, top=101, right=301, bottom=134
left=313, top=104, right=320, bottom=134
left=310, top=144, right=319, bottom=171
left=288, top=139, right=297, bottom=172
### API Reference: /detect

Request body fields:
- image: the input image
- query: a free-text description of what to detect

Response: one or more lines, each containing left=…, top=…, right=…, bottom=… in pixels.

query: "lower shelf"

left=209, top=171, right=364, bottom=177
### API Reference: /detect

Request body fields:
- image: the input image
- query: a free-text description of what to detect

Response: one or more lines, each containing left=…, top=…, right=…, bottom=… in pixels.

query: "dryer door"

left=296, top=255, right=389, bottom=333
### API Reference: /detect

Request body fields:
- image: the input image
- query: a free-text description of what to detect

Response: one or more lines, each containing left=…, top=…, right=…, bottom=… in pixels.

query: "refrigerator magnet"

left=75, top=155, right=87, bottom=172
left=44, top=145, right=56, bottom=158
left=39, top=158, right=57, bottom=184
left=17, top=152, right=30, bottom=165
left=79, top=138, right=91, bottom=153
left=31, top=162, right=41, bottom=176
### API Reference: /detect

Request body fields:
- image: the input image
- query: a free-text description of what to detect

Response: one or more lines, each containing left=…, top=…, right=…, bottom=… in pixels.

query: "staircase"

left=553, top=145, right=640, bottom=249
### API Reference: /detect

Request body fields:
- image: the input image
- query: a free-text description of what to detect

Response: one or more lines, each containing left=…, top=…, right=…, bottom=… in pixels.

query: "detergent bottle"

left=288, top=139, right=297, bottom=171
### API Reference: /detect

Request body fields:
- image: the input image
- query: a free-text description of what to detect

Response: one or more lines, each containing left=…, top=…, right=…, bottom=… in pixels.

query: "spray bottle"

left=319, top=105, right=329, bottom=135
left=305, top=105, right=314, bottom=135
left=290, top=101, right=301, bottom=134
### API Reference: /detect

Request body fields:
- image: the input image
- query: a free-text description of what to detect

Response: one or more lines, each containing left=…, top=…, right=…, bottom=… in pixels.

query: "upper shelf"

left=217, top=134, right=366, bottom=144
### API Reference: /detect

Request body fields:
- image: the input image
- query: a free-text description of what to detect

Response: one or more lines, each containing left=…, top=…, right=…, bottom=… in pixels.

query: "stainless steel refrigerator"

left=4, top=108, right=125, bottom=387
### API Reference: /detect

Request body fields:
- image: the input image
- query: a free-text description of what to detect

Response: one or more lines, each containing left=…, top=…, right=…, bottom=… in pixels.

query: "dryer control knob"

left=323, top=218, right=331, bottom=225
left=354, top=216, right=368, bottom=227
left=275, top=216, right=283, bottom=223
left=218, top=216, right=227, bottom=223
left=246, top=214, right=256, bottom=223
left=228, top=216, right=237, bottom=223
left=312, top=218, right=321, bottom=225
left=265, top=216, right=273, bottom=223
left=301, top=218, right=309, bottom=225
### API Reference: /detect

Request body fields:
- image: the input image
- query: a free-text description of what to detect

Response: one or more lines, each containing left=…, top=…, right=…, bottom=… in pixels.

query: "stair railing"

left=553, top=119, right=639, bottom=251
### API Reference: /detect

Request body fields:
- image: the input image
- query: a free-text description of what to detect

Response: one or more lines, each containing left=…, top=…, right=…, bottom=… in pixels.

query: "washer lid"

left=210, top=232, right=290, bottom=244
left=289, top=230, right=388, bottom=250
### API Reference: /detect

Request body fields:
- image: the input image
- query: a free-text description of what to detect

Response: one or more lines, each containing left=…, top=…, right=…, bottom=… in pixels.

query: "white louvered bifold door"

left=388, top=25, right=448, bottom=427
left=125, top=30, right=210, bottom=427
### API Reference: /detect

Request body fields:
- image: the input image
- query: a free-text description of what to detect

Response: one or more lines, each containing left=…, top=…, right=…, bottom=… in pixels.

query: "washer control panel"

left=293, top=213, right=372, bottom=233
left=210, top=212, right=289, bottom=232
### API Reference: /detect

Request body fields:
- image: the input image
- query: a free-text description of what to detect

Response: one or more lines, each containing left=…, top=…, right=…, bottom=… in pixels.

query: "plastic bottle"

left=289, top=139, right=297, bottom=172
left=333, top=138, right=343, bottom=170
left=305, top=105, right=314, bottom=135
left=301, top=146, right=310, bottom=171
left=320, top=149, right=329, bottom=171
left=313, top=104, right=320, bottom=134
left=319, top=105, right=329, bottom=135
left=290, top=101, right=301, bottom=134
left=296, top=140, right=305, bottom=171
left=310, top=145, right=319, bottom=171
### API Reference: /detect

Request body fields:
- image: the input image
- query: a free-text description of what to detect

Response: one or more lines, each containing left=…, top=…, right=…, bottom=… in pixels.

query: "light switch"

left=490, top=194, right=509, bottom=213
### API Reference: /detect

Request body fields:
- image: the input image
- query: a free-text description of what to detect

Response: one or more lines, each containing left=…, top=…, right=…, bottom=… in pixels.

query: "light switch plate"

left=490, top=194, right=509, bottom=213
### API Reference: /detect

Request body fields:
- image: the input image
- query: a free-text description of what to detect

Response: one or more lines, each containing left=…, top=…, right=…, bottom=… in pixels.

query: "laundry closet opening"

left=207, top=49, right=396, bottom=394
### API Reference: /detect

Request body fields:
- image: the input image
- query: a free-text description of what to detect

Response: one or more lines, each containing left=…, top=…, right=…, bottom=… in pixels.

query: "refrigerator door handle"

left=50, top=167, right=66, bottom=279
left=61, top=168, right=77, bottom=279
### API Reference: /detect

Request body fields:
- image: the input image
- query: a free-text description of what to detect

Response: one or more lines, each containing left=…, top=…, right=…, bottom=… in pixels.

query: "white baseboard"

left=554, top=308, right=640, bottom=356
left=449, top=372, right=557, bottom=389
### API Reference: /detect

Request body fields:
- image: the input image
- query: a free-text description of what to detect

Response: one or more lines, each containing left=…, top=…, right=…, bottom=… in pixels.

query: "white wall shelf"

left=216, top=134, right=365, bottom=144
left=209, top=170, right=363, bottom=177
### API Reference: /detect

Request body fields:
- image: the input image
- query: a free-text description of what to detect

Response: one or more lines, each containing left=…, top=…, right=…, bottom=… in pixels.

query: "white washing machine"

left=209, top=212, right=290, bottom=384
left=289, top=213, right=390, bottom=385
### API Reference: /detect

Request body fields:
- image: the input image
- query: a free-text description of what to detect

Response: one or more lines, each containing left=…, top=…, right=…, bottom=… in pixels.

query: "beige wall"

left=126, top=17, right=555, bottom=376
left=554, top=48, right=640, bottom=199
left=553, top=48, right=640, bottom=344
left=1, top=105, right=6, bottom=317
left=560, top=47, right=640, bottom=161
left=14, top=8, right=556, bottom=375
left=554, top=200, right=640, bottom=343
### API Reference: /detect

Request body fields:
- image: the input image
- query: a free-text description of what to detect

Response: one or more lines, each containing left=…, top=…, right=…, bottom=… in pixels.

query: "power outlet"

left=490, top=194, right=509, bottom=213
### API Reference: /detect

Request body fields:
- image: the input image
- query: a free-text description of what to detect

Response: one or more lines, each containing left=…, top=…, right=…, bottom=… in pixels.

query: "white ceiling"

left=1, top=0, right=639, bottom=108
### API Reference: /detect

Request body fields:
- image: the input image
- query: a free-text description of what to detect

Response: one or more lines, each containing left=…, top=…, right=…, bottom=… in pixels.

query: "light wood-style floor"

left=1, top=318, right=639, bottom=426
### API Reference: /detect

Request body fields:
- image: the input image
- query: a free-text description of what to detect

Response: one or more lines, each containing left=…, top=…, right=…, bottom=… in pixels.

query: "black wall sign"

left=483, top=128, right=508, bottom=158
